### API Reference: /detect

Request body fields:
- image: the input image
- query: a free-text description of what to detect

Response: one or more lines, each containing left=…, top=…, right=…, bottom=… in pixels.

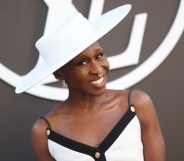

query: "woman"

left=16, top=4, right=165, bottom=161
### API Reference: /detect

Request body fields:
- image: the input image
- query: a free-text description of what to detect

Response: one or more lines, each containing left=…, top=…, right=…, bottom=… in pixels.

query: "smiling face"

left=54, top=42, right=110, bottom=97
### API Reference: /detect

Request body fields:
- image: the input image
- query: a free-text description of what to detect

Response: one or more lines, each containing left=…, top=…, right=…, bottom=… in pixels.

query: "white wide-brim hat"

left=15, top=4, right=132, bottom=94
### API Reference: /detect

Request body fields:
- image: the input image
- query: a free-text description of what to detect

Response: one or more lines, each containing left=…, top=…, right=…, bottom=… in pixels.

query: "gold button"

left=47, top=129, right=50, bottom=136
left=95, top=152, right=100, bottom=158
left=130, top=105, right=135, bottom=112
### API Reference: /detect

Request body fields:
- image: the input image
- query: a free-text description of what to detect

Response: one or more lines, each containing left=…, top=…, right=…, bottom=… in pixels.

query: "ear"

left=53, top=69, right=65, bottom=80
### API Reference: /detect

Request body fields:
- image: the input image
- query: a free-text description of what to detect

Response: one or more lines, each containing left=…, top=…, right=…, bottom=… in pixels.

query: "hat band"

left=36, top=13, right=94, bottom=65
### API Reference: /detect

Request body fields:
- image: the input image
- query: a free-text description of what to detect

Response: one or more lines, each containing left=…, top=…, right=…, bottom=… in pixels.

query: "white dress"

left=43, top=106, right=144, bottom=161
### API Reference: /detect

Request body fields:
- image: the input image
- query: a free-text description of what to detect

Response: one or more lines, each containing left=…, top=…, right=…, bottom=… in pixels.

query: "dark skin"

left=31, top=42, right=165, bottom=161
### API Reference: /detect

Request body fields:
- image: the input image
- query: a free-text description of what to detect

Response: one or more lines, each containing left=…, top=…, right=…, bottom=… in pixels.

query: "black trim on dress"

left=40, top=90, right=136, bottom=161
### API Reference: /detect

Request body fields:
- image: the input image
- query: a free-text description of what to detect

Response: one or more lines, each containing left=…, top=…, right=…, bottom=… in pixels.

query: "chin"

left=90, top=87, right=106, bottom=97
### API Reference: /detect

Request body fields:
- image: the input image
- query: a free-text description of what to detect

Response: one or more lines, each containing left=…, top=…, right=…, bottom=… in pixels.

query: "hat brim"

left=15, top=4, right=131, bottom=93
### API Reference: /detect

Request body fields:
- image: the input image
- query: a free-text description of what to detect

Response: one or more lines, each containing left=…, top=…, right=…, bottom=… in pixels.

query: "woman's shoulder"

left=32, top=116, right=50, bottom=138
left=107, top=88, right=151, bottom=102
left=108, top=89, right=155, bottom=115
left=31, top=115, right=56, bottom=160
left=127, top=89, right=158, bottom=126
left=32, top=102, right=66, bottom=135
left=130, top=89, right=152, bottom=106
left=130, top=89, right=154, bottom=112
left=110, top=89, right=152, bottom=105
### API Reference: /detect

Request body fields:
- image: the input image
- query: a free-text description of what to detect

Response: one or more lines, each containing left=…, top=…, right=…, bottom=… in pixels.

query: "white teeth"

left=91, top=77, right=104, bottom=85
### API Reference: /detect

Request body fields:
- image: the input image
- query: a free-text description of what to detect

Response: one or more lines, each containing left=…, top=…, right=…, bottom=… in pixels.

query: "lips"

left=89, top=75, right=107, bottom=90
left=90, top=76, right=104, bottom=85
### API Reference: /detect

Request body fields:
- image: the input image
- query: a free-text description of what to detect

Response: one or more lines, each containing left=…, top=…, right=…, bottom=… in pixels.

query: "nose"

left=90, top=60, right=103, bottom=75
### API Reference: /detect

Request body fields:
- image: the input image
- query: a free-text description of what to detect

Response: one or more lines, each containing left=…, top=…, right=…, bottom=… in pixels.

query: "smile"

left=90, top=76, right=104, bottom=85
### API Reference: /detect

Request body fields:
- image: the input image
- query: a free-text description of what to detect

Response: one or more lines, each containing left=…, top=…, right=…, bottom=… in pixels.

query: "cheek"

left=65, top=70, right=86, bottom=85
left=104, top=58, right=110, bottom=71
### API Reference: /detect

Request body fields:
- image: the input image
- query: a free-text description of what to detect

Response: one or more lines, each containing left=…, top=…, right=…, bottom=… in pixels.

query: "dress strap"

left=128, top=89, right=133, bottom=107
left=40, top=116, right=51, bottom=129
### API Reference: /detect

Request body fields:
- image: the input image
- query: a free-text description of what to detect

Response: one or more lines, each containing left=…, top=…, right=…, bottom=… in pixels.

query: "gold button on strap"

left=95, top=152, right=100, bottom=158
left=130, top=105, right=135, bottom=112
left=47, top=129, right=50, bottom=136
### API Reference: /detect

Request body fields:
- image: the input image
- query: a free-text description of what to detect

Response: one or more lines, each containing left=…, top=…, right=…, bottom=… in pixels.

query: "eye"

left=77, top=59, right=88, bottom=66
left=96, top=52, right=104, bottom=59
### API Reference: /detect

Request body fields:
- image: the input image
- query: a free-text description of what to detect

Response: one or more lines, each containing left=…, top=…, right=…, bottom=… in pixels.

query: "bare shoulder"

left=130, top=89, right=157, bottom=124
left=131, top=89, right=152, bottom=106
left=32, top=117, right=48, bottom=137
left=31, top=117, right=55, bottom=161
left=32, top=102, right=62, bottom=135
left=31, top=117, right=49, bottom=151
left=108, top=89, right=152, bottom=108
left=130, top=89, right=154, bottom=110
left=130, top=89, right=166, bottom=161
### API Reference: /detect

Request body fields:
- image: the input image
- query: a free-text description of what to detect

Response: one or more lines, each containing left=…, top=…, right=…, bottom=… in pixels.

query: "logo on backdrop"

left=0, top=0, right=184, bottom=100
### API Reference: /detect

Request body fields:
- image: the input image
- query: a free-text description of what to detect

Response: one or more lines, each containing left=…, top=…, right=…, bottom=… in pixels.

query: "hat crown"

left=43, top=0, right=78, bottom=34
left=36, top=13, right=93, bottom=65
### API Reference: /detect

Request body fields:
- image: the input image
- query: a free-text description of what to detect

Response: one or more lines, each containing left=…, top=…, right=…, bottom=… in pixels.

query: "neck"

left=65, top=90, right=107, bottom=112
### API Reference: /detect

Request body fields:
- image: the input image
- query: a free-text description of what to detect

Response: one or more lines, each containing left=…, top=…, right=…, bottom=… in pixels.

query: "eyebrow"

left=71, top=45, right=103, bottom=61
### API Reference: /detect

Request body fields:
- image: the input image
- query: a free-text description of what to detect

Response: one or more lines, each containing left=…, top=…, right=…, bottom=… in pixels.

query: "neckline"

left=47, top=107, right=135, bottom=154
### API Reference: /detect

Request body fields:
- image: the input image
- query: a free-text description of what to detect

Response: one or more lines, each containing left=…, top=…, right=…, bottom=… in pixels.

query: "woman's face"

left=59, top=42, right=110, bottom=96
